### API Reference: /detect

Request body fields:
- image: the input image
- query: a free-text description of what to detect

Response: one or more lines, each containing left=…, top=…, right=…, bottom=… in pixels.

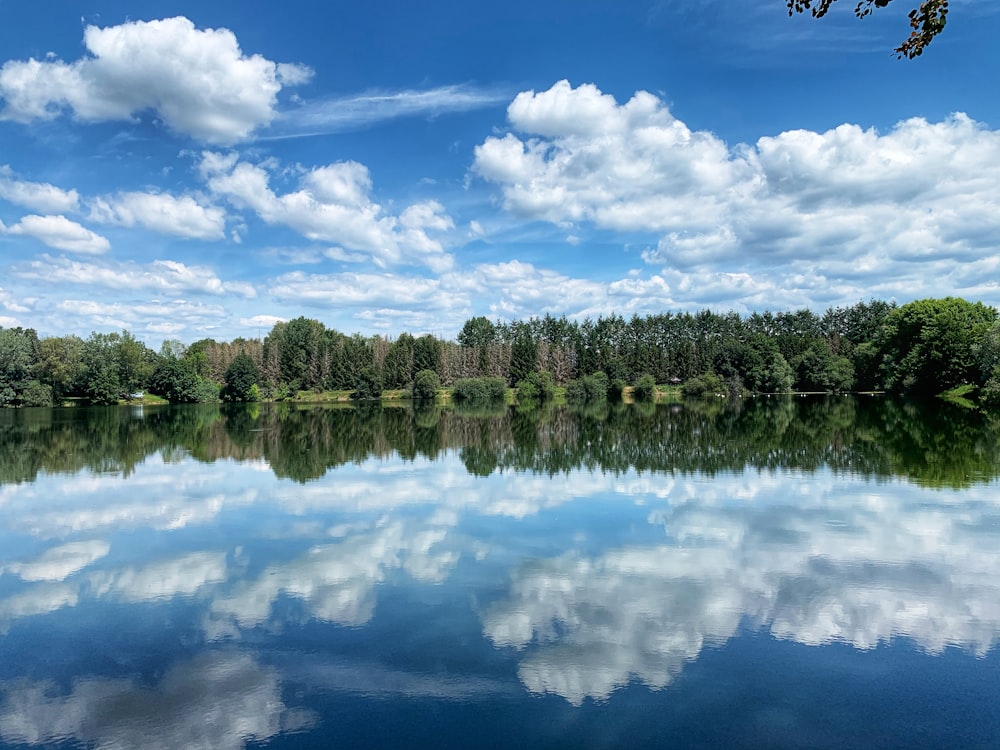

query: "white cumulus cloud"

left=13, top=256, right=256, bottom=298
left=0, top=17, right=312, bottom=144
left=202, top=154, right=455, bottom=271
left=473, top=81, right=1000, bottom=310
left=0, top=166, right=80, bottom=213
left=89, top=192, right=226, bottom=239
left=4, top=214, right=109, bottom=254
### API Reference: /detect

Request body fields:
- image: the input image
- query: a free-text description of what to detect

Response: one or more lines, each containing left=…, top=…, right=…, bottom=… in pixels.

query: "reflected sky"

left=1, top=403, right=999, bottom=747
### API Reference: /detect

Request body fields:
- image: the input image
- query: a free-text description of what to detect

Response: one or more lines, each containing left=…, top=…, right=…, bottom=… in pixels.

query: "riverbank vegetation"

left=1, top=296, right=999, bottom=409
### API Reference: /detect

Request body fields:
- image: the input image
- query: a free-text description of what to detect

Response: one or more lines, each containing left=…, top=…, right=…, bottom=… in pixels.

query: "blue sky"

left=0, top=0, right=997, bottom=344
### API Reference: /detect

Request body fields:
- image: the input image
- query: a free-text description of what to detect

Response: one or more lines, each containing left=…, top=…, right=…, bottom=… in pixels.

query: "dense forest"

left=2, top=296, right=999, bottom=409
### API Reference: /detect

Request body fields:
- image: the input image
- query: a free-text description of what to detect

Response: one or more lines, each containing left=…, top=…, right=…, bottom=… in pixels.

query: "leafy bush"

left=195, top=378, right=221, bottom=403
left=565, top=372, right=610, bottom=405
left=19, top=380, right=53, bottom=407
left=681, top=372, right=725, bottom=398
left=483, top=376, right=507, bottom=401
left=609, top=378, right=626, bottom=400
left=453, top=377, right=486, bottom=402
left=412, top=369, right=441, bottom=401
left=564, top=378, right=586, bottom=405
left=453, top=376, right=507, bottom=403
left=154, top=358, right=218, bottom=403
left=633, top=373, right=657, bottom=402
left=516, top=378, right=538, bottom=402
left=583, top=371, right=609, bottom=402
left=529, top=371, right=556, bottom=401
left=981, top=368, right=1000, bottom=408
left=517, top=371, right=555, bottom=404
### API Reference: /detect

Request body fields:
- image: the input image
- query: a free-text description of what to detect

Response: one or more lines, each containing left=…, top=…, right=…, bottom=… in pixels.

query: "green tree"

left=794, top=342, right=855, bottom=392
left=742, top=336, right=794, bottom=393
left=383, top=333, right=416, bottom=389
left=117, top=330, right=155, bottom=395
left=458, top=316, right=497, bottom=374
left=222, top=354, right=261, bottom=402
left=151, top=358, right=203, bottom=403
left=974, top=321, right=1000, bottom=382
left=509, top=321, right=538, bottom=386
left=184, top=338, right=215, bottom=378
left=353, top=366, right=383, bottom=401
left=880, top=297, right=997, bottom=395
left=0, top=327, right=41, bottom=406
left=413, top=334, right=441, bottom=376
left=36, top=335, right=85, bottom=403
left=279, top=317, right=327, bottom=391
left=787, top=0, right=949, bottom=58
left=19, top=379, right=53, bottom=407
left=78, top=330, right=156, bottom=404
left=973, top=321, right=1000, bottom=408
left=81, top=332, right=122, bottom=405
left=457, top=316, right=497, bottom=349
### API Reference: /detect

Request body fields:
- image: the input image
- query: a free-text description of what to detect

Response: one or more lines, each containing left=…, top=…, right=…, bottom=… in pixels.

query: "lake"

left=0, top=396, right=998, bottom=749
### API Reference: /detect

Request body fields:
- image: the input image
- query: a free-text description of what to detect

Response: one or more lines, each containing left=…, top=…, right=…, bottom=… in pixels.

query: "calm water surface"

left=0, top=397, right=998, bottom=749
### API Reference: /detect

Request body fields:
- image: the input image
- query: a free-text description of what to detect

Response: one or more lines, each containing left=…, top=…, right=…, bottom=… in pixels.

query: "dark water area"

left=0, top=396, right=998, bottom=748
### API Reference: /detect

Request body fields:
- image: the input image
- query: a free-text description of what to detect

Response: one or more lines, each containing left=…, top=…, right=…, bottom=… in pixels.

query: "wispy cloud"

left=265, top=84, right=510, bottom=139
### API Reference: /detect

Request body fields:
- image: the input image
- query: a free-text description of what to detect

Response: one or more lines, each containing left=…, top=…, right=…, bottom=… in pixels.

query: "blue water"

left=0, top=402, right=998, bottom=748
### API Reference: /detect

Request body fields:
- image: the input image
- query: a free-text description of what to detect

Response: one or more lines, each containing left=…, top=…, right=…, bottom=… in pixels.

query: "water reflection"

left=1, top=540, right=110, bottom=582
left=207, top=519, right=459, bottom=633
left=3, top=396, right=1000, bottom=487
left=0, top=652, right=313, bottom=750
left=0, top=398, right=998, bottom=746
left=483, top=474, right=1000, bottom=703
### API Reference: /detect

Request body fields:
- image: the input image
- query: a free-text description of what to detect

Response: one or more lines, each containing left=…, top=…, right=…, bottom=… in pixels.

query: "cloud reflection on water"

left=0, top=447, right=997, bottom=715
left=0, top=651, right=313, bottom=750
left=483, top=477, right=1000, bottom=703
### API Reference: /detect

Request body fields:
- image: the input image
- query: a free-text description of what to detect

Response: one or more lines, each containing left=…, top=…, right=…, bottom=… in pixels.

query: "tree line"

left=1, top=296, right=999, bottom=408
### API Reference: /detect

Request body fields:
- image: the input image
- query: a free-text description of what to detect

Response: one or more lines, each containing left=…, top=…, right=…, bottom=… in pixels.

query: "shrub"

left=20, top=380, right=53, bottom=407
left=609, top=378, right=626, bottom=400
left=582, top=371, right=609, bottom=403
left=633, top=373, right=656, bottom=402
left=564, top=378, right=586, bottom=405
left=516, top=379, right=538, bottom=402
left=529, top=371, right=556, bottom=401
left=412, top=369, right=441, bottom=401
left=483, top=376, right=507, bottom=401
left=682, top=372, right=724, bottom=398
left=566, top=372, right=610, bottom=405
left=517, top=371, right=555, bottom=404
left=453, top=377, right=485, bottom=402
left=453, top=377, right=507, bottom=403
